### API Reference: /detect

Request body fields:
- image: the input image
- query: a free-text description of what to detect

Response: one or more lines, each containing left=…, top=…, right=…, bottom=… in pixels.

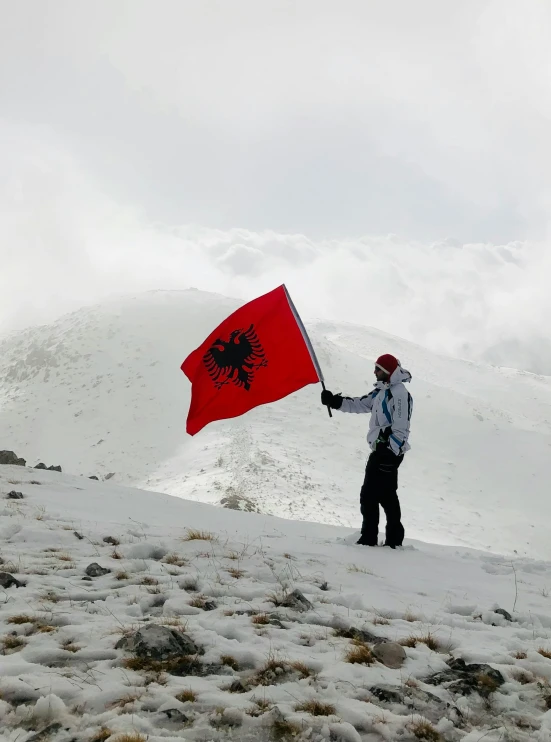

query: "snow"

left=1, top=288, right=551, bottom=739
left=1, top=466, right=551, bottom=740
left=0, top=289, right=551, bottom=560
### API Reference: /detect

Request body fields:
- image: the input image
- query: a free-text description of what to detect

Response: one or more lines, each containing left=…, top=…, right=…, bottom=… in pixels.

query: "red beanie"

left=375, top=354, right=400, bottom=376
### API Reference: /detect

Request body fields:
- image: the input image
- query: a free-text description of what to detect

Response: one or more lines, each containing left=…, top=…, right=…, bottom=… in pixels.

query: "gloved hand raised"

left=321, top=389, right=343, bottom=409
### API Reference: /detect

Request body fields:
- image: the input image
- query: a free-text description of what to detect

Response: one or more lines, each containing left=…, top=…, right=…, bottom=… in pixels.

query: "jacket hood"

left=390, top=366, right=412, bottom=385
left=373, top=365, right=412, bottom=391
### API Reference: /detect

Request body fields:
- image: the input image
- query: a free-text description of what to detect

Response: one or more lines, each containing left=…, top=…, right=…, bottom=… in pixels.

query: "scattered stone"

left=203, top=600, right=217, bottom=611
left=73, top=531, right=84, bottom=540
left=335, top=625, right=385, bottom=645
left=494, top=608, right=513, bottom=622
left=370, top=686, right=404, bottom=704
left=0, top=572, right=23, bottom=589
left=163, top=708, right=189, bottom=723
left=267, top=614, right=286, bottom=628
left=89, top=476, right=99, bottom=480
left=220, top=492, right=260, bottom=513
left=372, top=642, right=407, bottom=669
left=319, top=581, right=329, bottom=591
left=85, top=563, right=111, bottom=577
left=0, top=450, right=26, bottom=466
left=426, top=658, right=505, bottom=697
left=283, top=589, right=313, bottom=612
left=117, top=624, right=200, bottom=660
left=6, top=490, right=24, bottom=499
left=34, top=463, right=62, bottom=472
left=103, top=536, right=120, bottom=546
left=82, top=577, right=93, bottom=582
left=26, top=724, right=63, bottom=742
left=228, top=679, right=248, bottom=694
left=105, top=472, right=115, bottom=480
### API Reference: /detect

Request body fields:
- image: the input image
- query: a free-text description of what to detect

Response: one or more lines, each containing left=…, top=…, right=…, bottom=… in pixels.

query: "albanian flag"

left=181, top=285, right=323, bottom=435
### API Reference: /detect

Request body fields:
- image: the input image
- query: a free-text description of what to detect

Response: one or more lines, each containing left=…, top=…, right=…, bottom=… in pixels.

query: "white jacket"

left=338, top=366, right=413, bottom=455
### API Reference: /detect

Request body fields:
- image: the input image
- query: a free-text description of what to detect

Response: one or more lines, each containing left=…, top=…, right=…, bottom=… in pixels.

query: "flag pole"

left=282, top=285, right=332, bottom=418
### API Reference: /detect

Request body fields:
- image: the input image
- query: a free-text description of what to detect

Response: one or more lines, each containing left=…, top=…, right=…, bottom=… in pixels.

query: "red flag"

left=181, top=285, right=321, bottom=435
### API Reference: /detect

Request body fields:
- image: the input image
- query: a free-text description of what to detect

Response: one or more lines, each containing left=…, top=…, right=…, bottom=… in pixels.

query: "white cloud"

left=1, top=126, right=550, bottom=373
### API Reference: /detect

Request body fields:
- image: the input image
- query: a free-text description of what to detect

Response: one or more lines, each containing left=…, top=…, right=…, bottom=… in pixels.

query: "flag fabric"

left=181, top=285, right=322, bottom=435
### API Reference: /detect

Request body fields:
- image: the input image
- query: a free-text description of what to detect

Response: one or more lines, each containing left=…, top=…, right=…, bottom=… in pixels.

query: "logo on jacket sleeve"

left=203, top=324, right=268, bottom=391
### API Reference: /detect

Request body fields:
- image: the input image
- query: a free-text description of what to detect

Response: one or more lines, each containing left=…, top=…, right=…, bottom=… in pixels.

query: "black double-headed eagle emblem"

left=203, top=324, right=268, bottom=391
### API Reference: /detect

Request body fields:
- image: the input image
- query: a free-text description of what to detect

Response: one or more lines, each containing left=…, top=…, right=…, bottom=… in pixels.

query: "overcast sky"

left=2, top=0, right=551, bottom=371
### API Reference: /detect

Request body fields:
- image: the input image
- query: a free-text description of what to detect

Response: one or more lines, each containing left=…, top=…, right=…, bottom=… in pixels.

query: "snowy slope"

left=1, top=290, right=551, bottom=559
left=2, top=467, right=551, bottom=742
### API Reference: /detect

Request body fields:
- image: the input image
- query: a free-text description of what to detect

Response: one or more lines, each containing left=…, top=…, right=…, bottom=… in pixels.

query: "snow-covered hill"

left=1, top=290, right=551, bottom=559
left=2, top=466, right=551, bottom=742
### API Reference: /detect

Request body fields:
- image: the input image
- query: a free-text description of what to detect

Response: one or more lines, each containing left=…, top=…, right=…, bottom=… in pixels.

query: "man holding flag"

left=321, top=355, right=413, bottom=549
left=181, top=285, right=413, bottom=549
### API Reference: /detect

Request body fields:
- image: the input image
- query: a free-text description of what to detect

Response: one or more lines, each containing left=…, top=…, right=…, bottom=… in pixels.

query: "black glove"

left=321, top=389, right=343, bottom=410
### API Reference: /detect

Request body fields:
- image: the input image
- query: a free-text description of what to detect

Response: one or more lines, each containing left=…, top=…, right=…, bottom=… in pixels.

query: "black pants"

left=360, top=449, right=404, bottom=546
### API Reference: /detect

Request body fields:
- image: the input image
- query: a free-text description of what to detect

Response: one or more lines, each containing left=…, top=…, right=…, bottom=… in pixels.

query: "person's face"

left=374, top=366, right=389, bottom=383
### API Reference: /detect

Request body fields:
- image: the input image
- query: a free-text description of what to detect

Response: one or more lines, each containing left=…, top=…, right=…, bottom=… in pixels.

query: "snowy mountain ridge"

left=1, top=289, right=551, bottom=558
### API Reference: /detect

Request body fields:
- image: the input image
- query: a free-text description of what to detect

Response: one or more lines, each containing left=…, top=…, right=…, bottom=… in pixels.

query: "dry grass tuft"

left=175, top=689, right=198, bottom=703
left=111, top=549, right=123, bottom=560
left=56, top=552, right=74, bottom=562
left=539, top=648, right=551, bottom=660
left=403, top=610, right=420, bottom=623
left=7, top=614, right=34, bottom=625
left=400, top=632, right=440, bottom=651
left=253, top=657, right=292, bottom=686
left=188, top=595, right=214, bottom=610
left=61, top=639, right=81, bottom=653
left=514, top=650, right=528, bottom=659
left=122, top=655, right=202, bottom=676
left=41, top=590, right=60, bottom=603
left=181, top=578, right=198, bottom=592
left=140, top=576, right=158, bottom=586
left=372, top=616, right=391, bottom=625
left=345, top=641, right=374, bottom=665
left=115, top=571, right=129, bottom=581
left=182, top=529, right=217, bottom=542
left=221, top=654, right=240, bottom=671
left=512, top=669, right=533, bottom=685
left=290, top=661, right=316, bottom=678
left=227, top=567, right=245, bottom=579
left=477, top=672, right=501, bottom=695
left=252, top=613, right=270, bottom=625
left=164, top=553, right=187, bottom=567
left=37, top=624, right=57, bottom=634
left=90, top=729, right=113, bottom=742
left=108, top=692, right=143, bottom=710
left=294, top=699, right=336, bottom=716
left=1, top=635, right=27, bottom=652
left=409, top=719, right=442, bottom=741
left=272, top=719, right=303, bottom=740
left=109, top=735, right=147, bottom=742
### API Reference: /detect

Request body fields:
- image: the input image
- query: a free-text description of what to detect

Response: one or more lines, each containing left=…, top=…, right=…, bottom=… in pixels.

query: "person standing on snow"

left=321, top=354, right=413, bottom=548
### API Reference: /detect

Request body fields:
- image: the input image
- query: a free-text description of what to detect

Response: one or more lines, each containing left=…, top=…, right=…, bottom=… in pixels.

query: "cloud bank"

left=1, top=126, right=550, bottom=374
